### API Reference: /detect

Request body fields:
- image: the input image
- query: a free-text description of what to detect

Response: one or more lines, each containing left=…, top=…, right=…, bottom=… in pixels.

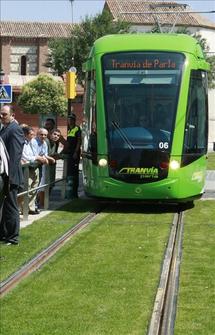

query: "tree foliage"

left=17, top=74, right=67, bottom=115
left=151, top=25, right=215, bottom=88
left=47, top=10, right=130, bottom=79
left=192, top=33, right=215, bottom=88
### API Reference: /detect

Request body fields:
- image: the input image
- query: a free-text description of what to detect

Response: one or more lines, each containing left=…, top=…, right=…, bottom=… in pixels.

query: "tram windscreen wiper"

left=111, top=121, right=134, bottom=150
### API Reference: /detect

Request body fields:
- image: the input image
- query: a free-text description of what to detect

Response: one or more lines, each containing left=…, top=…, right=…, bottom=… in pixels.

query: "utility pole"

left=66, top=1, right=76, bottom=122
left=69, top=0, right=75, bottom=66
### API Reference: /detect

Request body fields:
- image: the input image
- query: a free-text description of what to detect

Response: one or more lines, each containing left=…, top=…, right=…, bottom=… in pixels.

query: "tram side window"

left=82, top=71, right=96, bottom=153
left=183, top=70, right=208, bottom=154
left=83, top=70, right=97, bottom=160
left=89, top=71, right=97, bottom=157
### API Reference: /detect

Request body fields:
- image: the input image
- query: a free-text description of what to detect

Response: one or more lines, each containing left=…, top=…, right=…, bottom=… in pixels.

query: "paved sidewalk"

left=202, top=170, right=215, bottom=199
left=20, top=188, right=70, bottom=228
left=205, top=171, right=215, bottom=191
left=20, top=160, right=83, bottom=228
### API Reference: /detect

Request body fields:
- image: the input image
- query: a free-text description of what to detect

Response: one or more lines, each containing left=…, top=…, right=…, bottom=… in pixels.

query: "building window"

left=20, top=55, right=27, bottom=75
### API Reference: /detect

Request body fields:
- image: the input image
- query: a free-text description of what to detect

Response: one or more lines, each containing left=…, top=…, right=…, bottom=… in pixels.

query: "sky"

left=0, top=0, right=214, bottom=23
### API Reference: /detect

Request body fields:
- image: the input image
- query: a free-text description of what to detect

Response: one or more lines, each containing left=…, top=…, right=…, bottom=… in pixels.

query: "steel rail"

left=0, top=211, right=100, bottom=298
left=147, top=211, right=184, bottom=335
left=161, top=211, right=184, bottom=334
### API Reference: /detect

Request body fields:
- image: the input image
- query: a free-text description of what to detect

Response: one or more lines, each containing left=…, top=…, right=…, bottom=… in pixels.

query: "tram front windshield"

left=102, top=52, right=184, bottom=182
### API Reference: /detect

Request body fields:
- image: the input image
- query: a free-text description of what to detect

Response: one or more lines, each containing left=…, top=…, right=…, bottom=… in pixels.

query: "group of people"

left=0, top=105, right=81, bottom=246
left=21, top=125, right=59, bottom=214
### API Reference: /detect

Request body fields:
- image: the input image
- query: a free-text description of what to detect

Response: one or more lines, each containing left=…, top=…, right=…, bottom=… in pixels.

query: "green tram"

left=82, top=34, right=209, bottom=202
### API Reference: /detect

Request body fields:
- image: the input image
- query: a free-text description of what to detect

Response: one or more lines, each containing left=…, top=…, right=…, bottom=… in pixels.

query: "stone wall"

left=1, top=37, right=49, bottom=76
left=10, top=44, right=38, bottom=75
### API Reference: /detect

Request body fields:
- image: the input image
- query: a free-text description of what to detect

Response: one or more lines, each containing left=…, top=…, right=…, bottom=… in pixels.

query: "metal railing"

left=18, top=156, right=68, bottom=221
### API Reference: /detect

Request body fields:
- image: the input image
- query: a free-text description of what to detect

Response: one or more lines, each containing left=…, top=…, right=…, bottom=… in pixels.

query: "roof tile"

left=105, top=0, right=215, bottom=29
left=0, top=21, right=74, bottom=38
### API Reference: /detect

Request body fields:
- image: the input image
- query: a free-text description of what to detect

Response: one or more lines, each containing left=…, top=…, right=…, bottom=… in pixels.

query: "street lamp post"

left=66, top=1, right=77, bottom=128
left=67, top=0, right=76, bottom=119
left=68, top=0, right=75, bottom=66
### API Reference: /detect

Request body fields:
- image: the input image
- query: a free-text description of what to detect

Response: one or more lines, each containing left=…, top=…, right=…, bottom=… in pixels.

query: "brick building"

left=0, top=21, right=84, bottom=136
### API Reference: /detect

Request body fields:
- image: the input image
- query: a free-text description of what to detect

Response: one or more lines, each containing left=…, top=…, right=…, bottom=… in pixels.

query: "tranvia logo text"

left=119, top=167, right=159, bottom=178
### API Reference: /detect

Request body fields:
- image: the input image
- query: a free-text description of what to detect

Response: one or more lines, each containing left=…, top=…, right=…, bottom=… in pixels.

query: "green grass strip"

left=207, top=152, right=215, bottom=170
left=1, top=209, right=172, bottom=335
left=175, top=200, right=215, bottom=335
left=0, top=199, right=99, bottom=282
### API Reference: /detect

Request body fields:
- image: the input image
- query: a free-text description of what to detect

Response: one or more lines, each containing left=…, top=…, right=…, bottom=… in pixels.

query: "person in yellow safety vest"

left=64, top=113, right=81, bottom=198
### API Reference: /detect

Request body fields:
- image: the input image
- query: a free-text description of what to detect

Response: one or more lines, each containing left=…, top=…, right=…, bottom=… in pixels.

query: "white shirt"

left=22, top=138, right=38, bottom=163
left=31, top=138, right=48, bottom=156
left=0, top=137, right=9, bottom=175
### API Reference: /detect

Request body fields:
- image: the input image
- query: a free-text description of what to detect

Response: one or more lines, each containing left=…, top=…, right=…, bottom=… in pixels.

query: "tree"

left=193, top=33, right=215, bottom=88
left=150, top=26, right=215, bottom=88
left=17, top=73, right=67, bottom=115
left=47, top=10, right=130, bottom=79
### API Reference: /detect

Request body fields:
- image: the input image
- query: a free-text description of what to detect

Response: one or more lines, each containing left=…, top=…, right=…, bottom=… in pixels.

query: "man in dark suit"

left=0, top=136, right=9, bottom=224
left=0, top=105, right=25, bottom=245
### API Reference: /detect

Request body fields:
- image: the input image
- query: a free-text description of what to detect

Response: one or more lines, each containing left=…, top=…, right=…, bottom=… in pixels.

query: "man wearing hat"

left=65, top=113, right=81, bottom=198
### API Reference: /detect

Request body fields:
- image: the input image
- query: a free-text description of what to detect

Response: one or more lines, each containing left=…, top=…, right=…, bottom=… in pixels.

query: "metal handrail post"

left=44, top=165, right=50, bottom=210
left=22, top=164, right=29, bottom=221
left=61, top=157, right=67, bottom=199
left=18, top=157, right=69, bottom=222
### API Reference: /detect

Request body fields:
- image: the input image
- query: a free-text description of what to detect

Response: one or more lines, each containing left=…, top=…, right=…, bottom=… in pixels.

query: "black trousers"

left=0, top=175, right=5, bottom=223
left=0, top=184, right=20, bottom=243
left=67, top=158, right=80, bottom=197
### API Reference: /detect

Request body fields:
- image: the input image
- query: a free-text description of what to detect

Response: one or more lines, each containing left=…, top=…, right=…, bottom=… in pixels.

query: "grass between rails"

left=1, top=208, right=173, bottom=335
left=207, top=152, right=215, bottom=170
left=0, top=199, right=99, bottom=282
left=175, top=200, right=215, bottom=335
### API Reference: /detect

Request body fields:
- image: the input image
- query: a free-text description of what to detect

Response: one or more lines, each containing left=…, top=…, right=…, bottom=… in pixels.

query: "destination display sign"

left=111, top=58, right=176, bottom=70
left=103, top=52, right=184, bottom=71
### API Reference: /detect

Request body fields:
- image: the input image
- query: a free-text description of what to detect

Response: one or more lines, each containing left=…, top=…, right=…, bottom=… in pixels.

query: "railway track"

left=1, top=204, right=185, bottom=335
left=0, top=211, right=101, bottom=298
left=147, top=211, right=184, bottom=335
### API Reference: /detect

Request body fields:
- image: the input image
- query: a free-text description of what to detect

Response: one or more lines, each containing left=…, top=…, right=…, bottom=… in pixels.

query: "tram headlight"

left=98, top=158, right=108, bottom=167
left=169, top=160, right=180, bottom=170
